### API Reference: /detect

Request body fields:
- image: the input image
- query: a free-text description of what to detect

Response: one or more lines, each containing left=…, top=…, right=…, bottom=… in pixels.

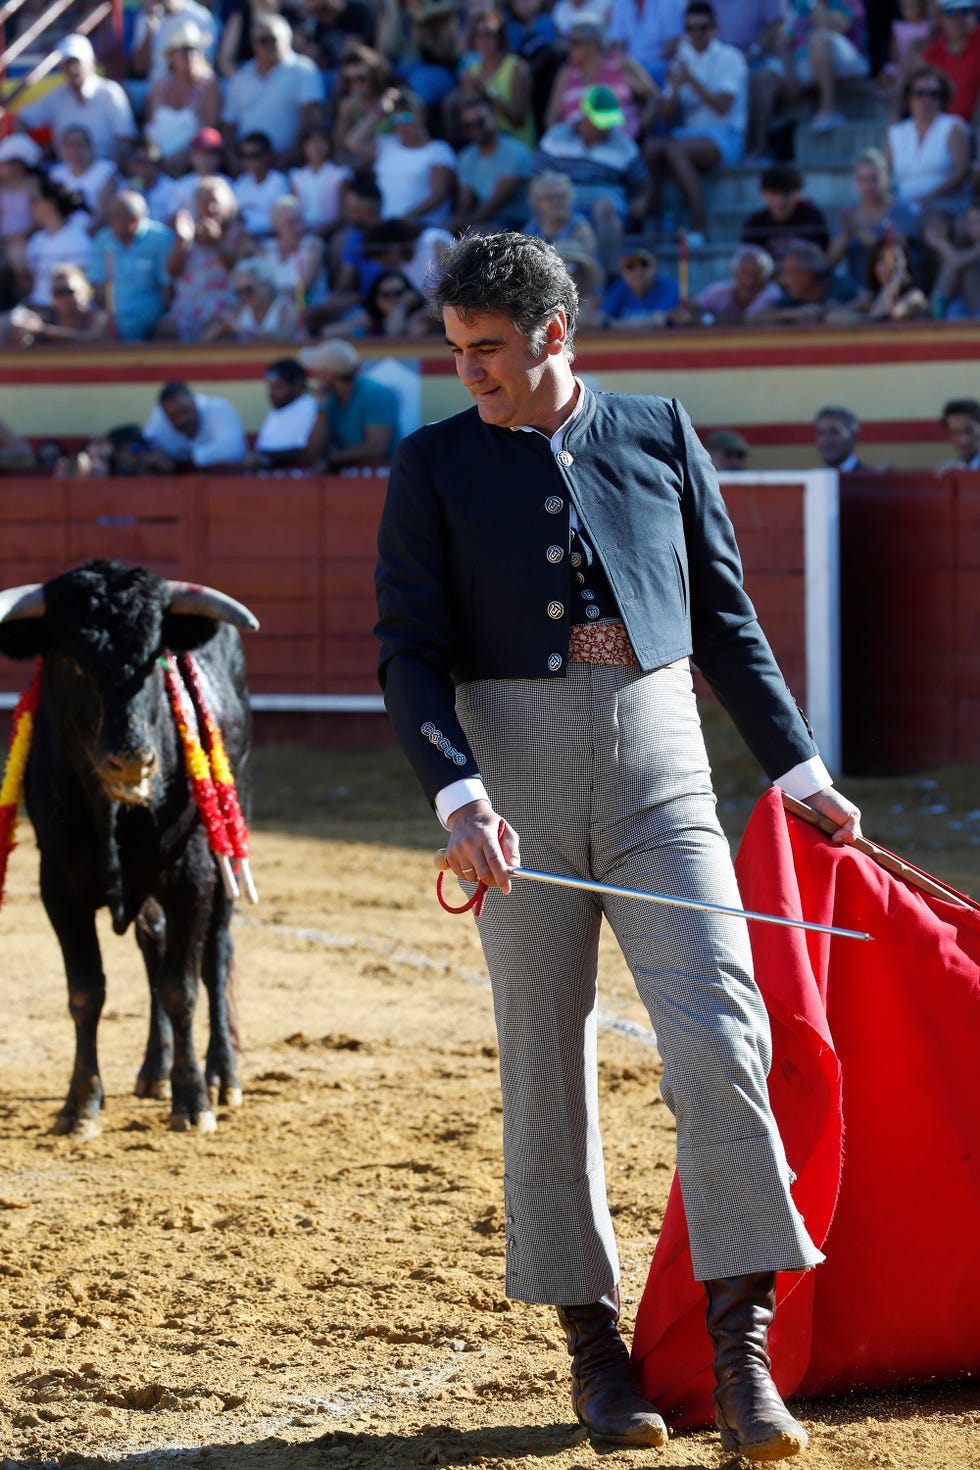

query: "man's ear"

left=544, top=309, right=568, bottom=355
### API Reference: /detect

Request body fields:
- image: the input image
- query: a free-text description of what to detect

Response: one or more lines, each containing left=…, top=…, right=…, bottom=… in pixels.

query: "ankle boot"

left=556, top=1287, right=668, bottom=1447
left=705, top=1271, right=808, bottom=1462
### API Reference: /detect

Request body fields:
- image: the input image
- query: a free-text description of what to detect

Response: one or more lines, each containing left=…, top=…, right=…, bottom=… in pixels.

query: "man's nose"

left=457, top=354, right=485, bottom=385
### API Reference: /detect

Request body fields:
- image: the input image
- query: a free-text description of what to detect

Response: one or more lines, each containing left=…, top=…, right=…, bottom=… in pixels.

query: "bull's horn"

left=0, top=584, right=46, bottom=624
left=166, top=582, right=260, bottom=632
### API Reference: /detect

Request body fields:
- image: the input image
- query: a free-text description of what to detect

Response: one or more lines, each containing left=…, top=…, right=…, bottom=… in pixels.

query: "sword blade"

left=507, top=867, right=871, bottom=942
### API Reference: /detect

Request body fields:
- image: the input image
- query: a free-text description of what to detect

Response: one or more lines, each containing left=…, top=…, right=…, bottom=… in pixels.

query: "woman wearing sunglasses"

left=886, top=65, right=972, bottom=237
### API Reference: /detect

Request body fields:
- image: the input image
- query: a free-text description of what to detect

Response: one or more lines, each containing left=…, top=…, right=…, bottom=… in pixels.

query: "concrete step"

left=795, top=118, right=887, bottom=170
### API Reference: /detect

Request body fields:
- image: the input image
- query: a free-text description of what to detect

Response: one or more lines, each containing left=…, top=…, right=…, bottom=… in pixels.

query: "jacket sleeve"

left=673, top=399, right=821, bottom=779
left=374, top=434, right=483, bottom=808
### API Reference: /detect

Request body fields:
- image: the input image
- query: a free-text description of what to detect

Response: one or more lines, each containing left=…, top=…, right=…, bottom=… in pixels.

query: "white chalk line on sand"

left=233, top=915, right=659, bottom=1051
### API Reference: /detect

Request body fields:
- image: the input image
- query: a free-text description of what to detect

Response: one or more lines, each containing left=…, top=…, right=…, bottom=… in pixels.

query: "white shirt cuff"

left=774, top=756, right=833, bottom=801
left=434, top=776, right=489, bottom=830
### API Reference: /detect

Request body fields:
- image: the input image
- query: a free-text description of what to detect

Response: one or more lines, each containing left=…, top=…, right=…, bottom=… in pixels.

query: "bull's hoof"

left=134, top=1077, right=172, bottom=1101
left=209, top=1083, right=243, bottom=1109
left=169, top=1109, right=217, bottom=1134
left=53, top=1112, right=101, bottom=1140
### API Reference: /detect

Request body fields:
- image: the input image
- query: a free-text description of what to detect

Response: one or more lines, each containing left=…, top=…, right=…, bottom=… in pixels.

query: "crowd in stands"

left=2, top=0, right=980, bottom=356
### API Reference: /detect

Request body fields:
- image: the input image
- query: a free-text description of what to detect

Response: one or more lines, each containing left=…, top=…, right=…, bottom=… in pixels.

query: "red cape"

left=632, top=787, right=980, bottom=1426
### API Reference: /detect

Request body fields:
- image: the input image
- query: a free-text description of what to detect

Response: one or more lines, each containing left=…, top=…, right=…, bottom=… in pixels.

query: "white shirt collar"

left=512, top=376, right=586, bottom=449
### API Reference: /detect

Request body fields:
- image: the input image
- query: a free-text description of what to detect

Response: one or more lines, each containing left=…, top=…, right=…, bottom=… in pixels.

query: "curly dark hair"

left=426, top=231, right=580, bottom=360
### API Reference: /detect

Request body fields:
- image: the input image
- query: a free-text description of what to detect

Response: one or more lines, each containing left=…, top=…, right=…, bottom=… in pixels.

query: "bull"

left=0, top=560, right=258, bottom=1139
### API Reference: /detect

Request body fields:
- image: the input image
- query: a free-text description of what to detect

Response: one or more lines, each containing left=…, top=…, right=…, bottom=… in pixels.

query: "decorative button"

left=546, top=544, right=564, bottom=564
left=575, top=572, right=586, bottom=586
left=586, top=604, right=601, bottom=619
left=547, top=652, right=562, bottom=671
left=556, top=449, right=574, bottom=467
left=547, top=601, right=564, bottom=619
left=581, top=588, right=595, bottom=601
left=570, top=552, right=582, bottom=567
left=544, top=495, right=563, bottom=515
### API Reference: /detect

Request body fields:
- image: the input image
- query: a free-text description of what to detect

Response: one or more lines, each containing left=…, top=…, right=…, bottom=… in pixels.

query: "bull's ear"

left=0, top=621, right=49, bottom=660
left=161, top=613, right=221, bottom=652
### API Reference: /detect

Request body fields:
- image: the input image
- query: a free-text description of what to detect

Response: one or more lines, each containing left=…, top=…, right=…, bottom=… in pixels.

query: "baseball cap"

left=59, top=34, right=95, bottom=66
left=569, top=15, right=605, bottom=41
left=191, top=127, right=223, bottom=151
left=0, top=134, right=43, bottom=165
left=299, top=339, right=361, bottom=376
left=706, top=429, right=750, bottom=458
left=266, top=356, right=307, bottom=384
left=580, top=85, right=626, bottom=131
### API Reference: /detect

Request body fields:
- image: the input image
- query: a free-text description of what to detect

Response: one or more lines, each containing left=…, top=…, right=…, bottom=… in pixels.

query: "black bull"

left=0, top=561, right=258, bottom=1139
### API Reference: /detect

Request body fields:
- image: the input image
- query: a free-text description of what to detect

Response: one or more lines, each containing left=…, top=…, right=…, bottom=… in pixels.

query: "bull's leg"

left=39, top=861, right=106, bottom=1140
left=134, top=898, right=173, bottom=1100
left=159, top=875, right=215, bottom=1134
left=202, top=890, right=242, bottom=1109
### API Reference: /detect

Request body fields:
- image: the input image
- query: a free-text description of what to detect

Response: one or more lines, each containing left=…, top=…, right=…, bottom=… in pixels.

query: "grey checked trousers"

left=455, top=661, right=823, bottom=1305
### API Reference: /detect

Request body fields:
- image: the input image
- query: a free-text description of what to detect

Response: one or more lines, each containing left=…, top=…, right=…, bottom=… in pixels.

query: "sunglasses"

left=378, top=286, right=406, bottom=298
left=685, top=19, right=712, bottom=29
left=253, top=33, right=277, bottom=44
left=474, top=25, right=499, bottom=35
left=393, top=110, right=415, bottom=123
left=912, top=86, right=942, bottom=96
left=52, top=284, right=76, bottom=295
left=240, top=148, right=264, bottom=159
left=623, top=257, right=654, bottom=269
left=237, top=284, right=255, bottom=295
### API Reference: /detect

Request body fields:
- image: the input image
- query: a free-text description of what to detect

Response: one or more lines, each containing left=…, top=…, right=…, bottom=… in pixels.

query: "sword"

left=434, top=851, right=872, bottom=941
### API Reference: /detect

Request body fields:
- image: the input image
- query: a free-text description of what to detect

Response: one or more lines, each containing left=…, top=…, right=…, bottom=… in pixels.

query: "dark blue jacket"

left=375, top=387, right=818, bottom=806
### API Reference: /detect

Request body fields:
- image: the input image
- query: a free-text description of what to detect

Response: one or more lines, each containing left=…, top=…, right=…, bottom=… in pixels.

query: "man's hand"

left=802, top=786, right=862, bottom=845
left=446, top=798, right=520, bottom=893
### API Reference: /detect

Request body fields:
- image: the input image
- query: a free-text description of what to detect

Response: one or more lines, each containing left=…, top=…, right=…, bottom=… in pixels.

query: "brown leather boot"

left=556, top=1288, right=668, bottom=1447
left=705, top=1272, right=808, bottom=1462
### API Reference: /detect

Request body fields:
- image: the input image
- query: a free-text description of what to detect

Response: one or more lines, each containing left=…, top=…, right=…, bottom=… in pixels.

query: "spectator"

left=383, top=0, right=463, bottom=114
left=289, top=125, right=350, bottom=234
left=450, top=92, right=534, bottom=232
left=534, top=85, right=650, bottom=273
left=231, top=132, right=291, bottom=237
left=939, top=396, right=980, bottom=468
left=543, top=14, right=658, bottom=139
left=886, top=66, right=972, bottom=236
left=143, top=380, right=247, bottom=470
left=298, top=337, right=402, bottom=466
left=223, top=15, right=326, bottom=165
left=643, top=1, right=748, bottom=239
left=324, top=176, right=383, bottom=300
left=8, top=263, right=107, bottom=344
left=504, top=0, right=564, bottom=136
left=144, top=19, right=223, bottom=174
left=17, top=35, right=136, bottom=161
left=0, top=135, right=42, bottom=255
left=293, top=0, right=376, bottom=75
left=22, top=177, right=93, bottom=309
left=739, top=162, right=830, bottom=259
left=606, top=0, right=687, bottom=84
left=880, top=0, right=931, bottom=94
left=89, top=191, right=174, bottom=340
left=125, top=137, right=182, bottom=222
left=600, top=244, right=680, bottom=327
left=262, top=193, right=326, bottom=306
left=337, top=266, right=431, bottom=337
left=826, top=148, right=894, bottom=288
left=346, top=90, right=457, bottom=225
left=925, top=199, right=980, bottom=316
left=170, top=127, right=234, bottom=215
left=159, top=177, right=246, bottom=340
left=217, top=0, right=305, bottom=79
left=449, top=8, right=535, bottom=147
left=0, top=418, right=34, bottom=472
left=245, top=356, right=325, bottom=468
left=705, top=426, right=750, bottom=470
left=691, top=242, right=782, bottom=321
left=522, top=170, right=601, bottom=263
left=813, top=404, right=868, bottom=471
left=131, top=0, right=218, bottom=84
left=940, top=399, right=980, bottom=467
left=920, top=0, right=980, bottom=123
left=842, top=233, right=929, bottom=320
left=207, top=255, right=300, bottom=340
left=49, top=126, right=118, bottom=231
left=753, top=239, right=858, bottom=322
left=327, top=46, right=393, bottom=171
left=750, top=0, right=868, bottom=139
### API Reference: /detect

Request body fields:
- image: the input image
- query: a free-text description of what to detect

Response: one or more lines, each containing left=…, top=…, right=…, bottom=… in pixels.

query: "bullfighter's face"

left=443, top=306, right=576, bottom=437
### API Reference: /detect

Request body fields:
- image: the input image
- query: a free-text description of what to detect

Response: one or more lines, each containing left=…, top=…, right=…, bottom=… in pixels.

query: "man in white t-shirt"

left=18, top=34, right=136, bottom=161
left=143, top=381, right=246, bottom=471
left=246, top=358, right=325, bottom=470
left=222, top=14, right=325, bottom=164
left=642, top=0, right=747, bottom=239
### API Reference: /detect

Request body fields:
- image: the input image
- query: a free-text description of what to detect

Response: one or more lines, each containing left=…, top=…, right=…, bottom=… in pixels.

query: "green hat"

left=580, top=85, right=626, bottom=131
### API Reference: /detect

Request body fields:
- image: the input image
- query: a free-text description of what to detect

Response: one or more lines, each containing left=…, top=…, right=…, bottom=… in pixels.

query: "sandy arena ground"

left=1, top=715, right=978, bottom=1470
